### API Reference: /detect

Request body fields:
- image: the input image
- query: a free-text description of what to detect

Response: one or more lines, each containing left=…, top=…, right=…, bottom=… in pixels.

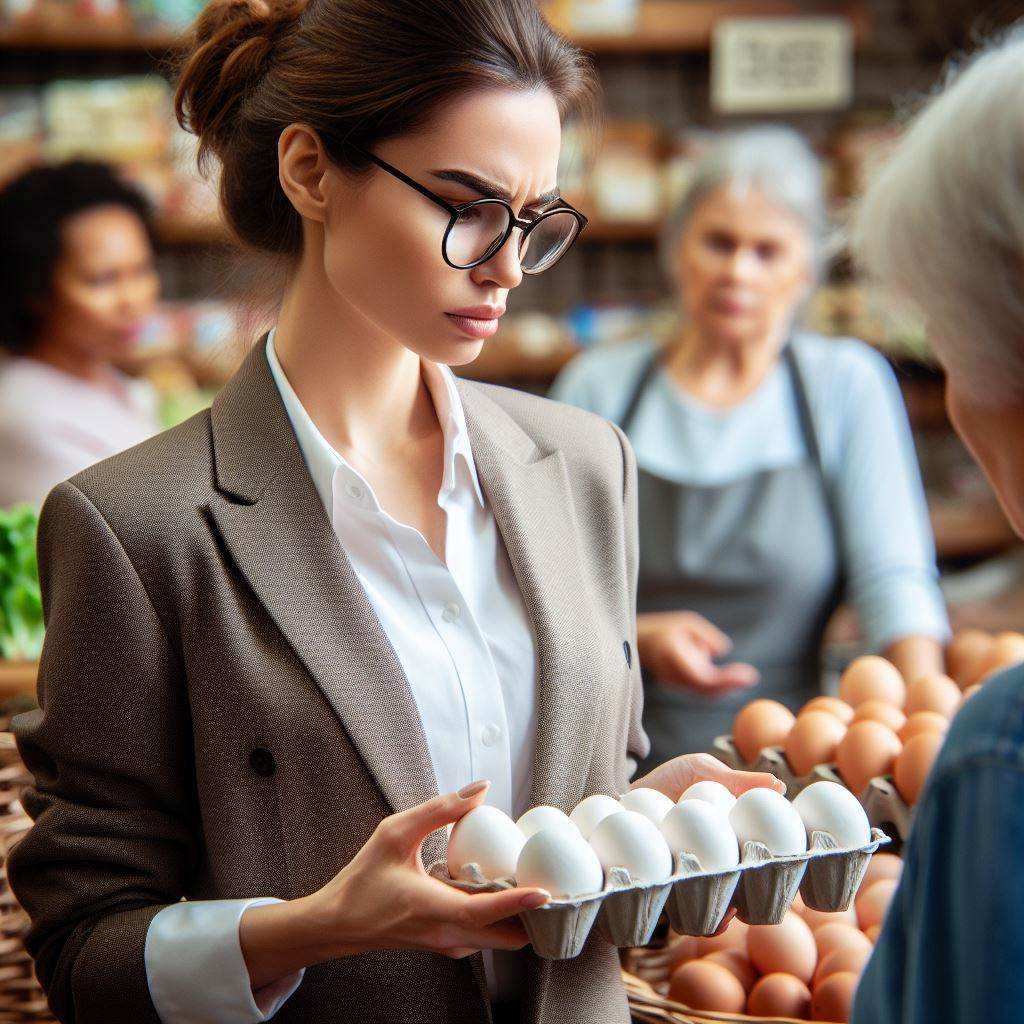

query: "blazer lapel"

left=206, top=342, right=442, bottom=854
left=458, top=382, right=604, bottom=816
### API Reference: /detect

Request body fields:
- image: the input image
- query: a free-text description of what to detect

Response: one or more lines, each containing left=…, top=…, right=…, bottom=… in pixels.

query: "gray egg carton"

left=713, top=734, right=916, bottom=840
left=428, top=823, right=889, bottom=959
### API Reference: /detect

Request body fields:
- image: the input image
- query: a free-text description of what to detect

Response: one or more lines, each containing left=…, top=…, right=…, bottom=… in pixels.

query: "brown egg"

left=801, top=696, right=856, bottom=725
left=852, top=700, right=906, bottom=732
left=813, top=944, right=871, bottom=987
left=899, top=711, right=949, bottom=743
left=733, top=699, right=797, bottom=764
left=978, top=632, right=1024, bottom=682
left=814, top=922, right=873, bottom=961
left=855, top=878, right=898, bottom=930
left=668, top=960, right=746, bottom=1013
left=836, top=721, right=902, bottom=796
left=747, top=912, right=818, bottom=985
left=785, top=711, right=848, bottom=776
left=747, top=973, right=812, bottom=1018
left=665, top=933, right=701, bottom=968
left=861, top=852, right=903, bottom=891
left=893, top=731, right=944, bottom=804
left=695, top=918, right=749, bottom=957
left=905, top=673, right=961, bottom=718
left=945, top=629, right=993, bottom=687
left=801, top=903, right=860, bottom=932
left=864, top=924, right=882, bottom=943
left=703, top=949, right=758, bottom=993
left=839, top=656, right=906, bottom=709
left=812, top=971, right=859, bottom=1022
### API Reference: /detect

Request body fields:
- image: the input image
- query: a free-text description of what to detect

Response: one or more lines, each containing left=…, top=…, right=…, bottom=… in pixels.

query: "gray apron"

left=619, top=345, right=844, bottom=771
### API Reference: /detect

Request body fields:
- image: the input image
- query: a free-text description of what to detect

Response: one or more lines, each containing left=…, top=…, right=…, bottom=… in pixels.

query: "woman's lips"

left=445, top=312, right=500, bottom=339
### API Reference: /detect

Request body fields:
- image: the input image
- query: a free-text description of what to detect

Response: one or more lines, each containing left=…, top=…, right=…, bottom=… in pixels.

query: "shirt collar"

left=264, top=330, right=485, bottom=516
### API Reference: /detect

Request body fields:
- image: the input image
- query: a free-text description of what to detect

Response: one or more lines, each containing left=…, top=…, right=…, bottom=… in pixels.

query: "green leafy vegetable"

left=0, top=505, right=43, bottom=661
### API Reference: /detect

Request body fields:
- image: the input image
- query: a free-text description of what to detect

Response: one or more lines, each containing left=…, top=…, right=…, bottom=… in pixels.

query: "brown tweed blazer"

left=7, top=340, right=649, bottom=1024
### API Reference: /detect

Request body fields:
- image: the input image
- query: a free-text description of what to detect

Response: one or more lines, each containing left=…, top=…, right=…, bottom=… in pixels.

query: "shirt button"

left=481, top=723, right=502, bottom=747
left=442, top=602, right=461, bottom=623
left=345, top=482, right=363, bottom=501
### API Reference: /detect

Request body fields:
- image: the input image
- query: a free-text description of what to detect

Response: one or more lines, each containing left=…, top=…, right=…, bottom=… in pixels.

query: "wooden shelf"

left=0, top=18, right=183, bottom=51
left=0, top=662, right=37, bottom=700
left=455, top=347, right=577, bottom=384
left=555, top=0, right=871, bottom=54
left=1, top=0, right=870, bottom=55
left=151, top=213, right=657, bottom=248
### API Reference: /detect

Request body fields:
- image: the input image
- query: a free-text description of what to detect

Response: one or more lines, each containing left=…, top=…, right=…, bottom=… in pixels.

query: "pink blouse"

left=0, top=356, right=160, bottom=510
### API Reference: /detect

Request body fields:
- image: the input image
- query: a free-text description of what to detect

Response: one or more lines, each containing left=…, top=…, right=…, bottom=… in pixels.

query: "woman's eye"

left=757, top=244, right=780, bottom=261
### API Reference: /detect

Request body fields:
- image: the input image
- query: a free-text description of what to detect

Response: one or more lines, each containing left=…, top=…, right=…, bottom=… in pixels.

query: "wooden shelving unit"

left=0, top=2, right=871, bottom=54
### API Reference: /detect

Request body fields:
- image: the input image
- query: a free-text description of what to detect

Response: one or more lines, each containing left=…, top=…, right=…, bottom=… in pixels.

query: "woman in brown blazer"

left=7, top=1, right=781, bottom=1021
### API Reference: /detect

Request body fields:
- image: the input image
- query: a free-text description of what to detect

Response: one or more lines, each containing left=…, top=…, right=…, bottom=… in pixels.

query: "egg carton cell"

left=713, top=734, right=915, bottom=842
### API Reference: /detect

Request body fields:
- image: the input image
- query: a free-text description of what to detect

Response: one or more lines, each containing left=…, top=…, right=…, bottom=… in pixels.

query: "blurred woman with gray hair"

left=552, top=126, right=948, bottom=765
left=852, top=30, right=1024, bottom=1024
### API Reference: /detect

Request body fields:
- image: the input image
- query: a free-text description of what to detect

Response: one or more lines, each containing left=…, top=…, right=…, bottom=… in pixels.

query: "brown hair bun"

left=173, top=0, right=599, bottom=257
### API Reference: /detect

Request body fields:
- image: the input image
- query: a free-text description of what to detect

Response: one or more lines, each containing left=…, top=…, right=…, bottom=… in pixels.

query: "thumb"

left=385, top=780, right=491, bottom=853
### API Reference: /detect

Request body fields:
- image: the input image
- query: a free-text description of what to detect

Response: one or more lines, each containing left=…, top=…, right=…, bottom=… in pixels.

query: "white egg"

left=792, top=780, right=871, bottom=851
left=660, top=800, right=740, bottom=873
left=678, top=780, right=738, bottom=813
left=619, top=787, right=675, bottom=825
left=516, top=805, right=579, bottom=839
left=589, top=809, right=674, bottom=884
left=516, top=826, right=604, bottom=899
left=448, top=806, right=526, bottom=881
left=570, top=794, right=623, bottom=839
left=728, top=789, right=807, bottom=858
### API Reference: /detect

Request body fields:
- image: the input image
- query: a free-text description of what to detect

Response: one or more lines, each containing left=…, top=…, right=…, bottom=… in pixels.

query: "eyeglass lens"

left=445, top=202, right=578, bottom=273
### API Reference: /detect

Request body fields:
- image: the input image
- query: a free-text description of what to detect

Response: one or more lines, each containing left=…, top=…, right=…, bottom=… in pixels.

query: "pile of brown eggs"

left=731, top=630, right=1024, bottom=805
left=663, top=852, right=902, bottom=1021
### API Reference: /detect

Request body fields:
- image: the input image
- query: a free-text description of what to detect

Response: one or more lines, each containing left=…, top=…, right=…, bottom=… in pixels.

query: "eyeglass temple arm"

left=357, top=149, right=460, bottom=217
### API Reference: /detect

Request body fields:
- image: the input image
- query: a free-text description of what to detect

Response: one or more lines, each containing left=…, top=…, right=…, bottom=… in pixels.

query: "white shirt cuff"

left=144, top=898, right=305, bottom=1023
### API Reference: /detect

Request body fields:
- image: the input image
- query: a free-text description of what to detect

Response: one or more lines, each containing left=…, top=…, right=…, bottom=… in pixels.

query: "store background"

left=0, top=3, right=1023, bottom=1022
left=3, top=0, right=1022, bottom=672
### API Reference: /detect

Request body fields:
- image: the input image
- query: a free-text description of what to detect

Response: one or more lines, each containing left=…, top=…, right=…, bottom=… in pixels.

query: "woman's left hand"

left=630, top=752, right=786, bottom=802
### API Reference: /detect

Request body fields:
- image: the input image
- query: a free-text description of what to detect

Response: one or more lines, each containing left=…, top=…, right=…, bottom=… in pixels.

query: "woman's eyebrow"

left=429, top=168, right=561, bottom=208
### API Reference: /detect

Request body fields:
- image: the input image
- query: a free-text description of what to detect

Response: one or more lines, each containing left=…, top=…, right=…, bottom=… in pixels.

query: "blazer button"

left=623, top=640, right=632, bottom=669
left=250, top=748, right=276, bottom=777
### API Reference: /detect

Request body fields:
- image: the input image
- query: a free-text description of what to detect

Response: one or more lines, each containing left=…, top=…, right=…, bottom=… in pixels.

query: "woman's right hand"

left=241, top=781, right=550, bottom=990
left=636, top=611, right=760, bottom=694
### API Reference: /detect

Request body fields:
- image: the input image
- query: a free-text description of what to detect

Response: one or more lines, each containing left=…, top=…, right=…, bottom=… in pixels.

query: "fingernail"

left=520, top=890, right=550, bottom=909
left=458, top=779, right=490, bottom=799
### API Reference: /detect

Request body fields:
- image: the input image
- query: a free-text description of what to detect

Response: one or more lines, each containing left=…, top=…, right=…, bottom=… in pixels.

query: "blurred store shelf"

left=1, top=0, right=871, bottom=54
left=562, top=0, right=871, bottom=54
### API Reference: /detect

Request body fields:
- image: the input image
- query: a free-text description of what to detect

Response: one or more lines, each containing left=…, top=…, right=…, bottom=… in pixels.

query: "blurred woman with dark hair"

left=0, top=159, right=161, bottom=508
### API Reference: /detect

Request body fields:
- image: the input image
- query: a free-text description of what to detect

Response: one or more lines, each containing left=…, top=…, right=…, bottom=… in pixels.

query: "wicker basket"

left=0, top=730, right=55, bottom=1024
left=623, top=948, right=842, bottom=1024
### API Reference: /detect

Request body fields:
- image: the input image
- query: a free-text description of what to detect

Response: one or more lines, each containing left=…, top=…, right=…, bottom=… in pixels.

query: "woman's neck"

left=274, top=258, right=438, bottom=463
left=665, top=322, right=788, bottom=410
left=26, top=336, right=108, bottom=384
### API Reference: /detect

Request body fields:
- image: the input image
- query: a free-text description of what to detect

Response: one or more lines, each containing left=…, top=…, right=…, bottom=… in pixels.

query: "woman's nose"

left=470, top=233, right=524, bottom=290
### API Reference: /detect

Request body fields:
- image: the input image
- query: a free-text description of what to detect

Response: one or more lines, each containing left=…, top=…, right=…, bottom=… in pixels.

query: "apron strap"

left=785, top=344, right=845, bottom=571
left=617, top=347, right=664, bottom=435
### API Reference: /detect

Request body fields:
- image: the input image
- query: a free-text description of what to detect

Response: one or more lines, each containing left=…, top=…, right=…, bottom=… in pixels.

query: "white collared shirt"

left=144, top=331, right=538, bottom=1022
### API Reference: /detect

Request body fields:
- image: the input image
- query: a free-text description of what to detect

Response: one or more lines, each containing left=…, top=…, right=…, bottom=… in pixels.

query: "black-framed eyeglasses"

left=353, top=148, right=587, bottom=275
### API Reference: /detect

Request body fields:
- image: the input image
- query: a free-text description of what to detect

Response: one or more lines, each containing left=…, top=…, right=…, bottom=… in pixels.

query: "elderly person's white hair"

left=853, top=30, right=1024, bottom=404
left=660, top=125, right=830, bottom=287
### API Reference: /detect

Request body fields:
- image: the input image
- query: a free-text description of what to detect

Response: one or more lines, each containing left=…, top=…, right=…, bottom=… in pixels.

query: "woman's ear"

left=278, top=124, right=331, bottom=224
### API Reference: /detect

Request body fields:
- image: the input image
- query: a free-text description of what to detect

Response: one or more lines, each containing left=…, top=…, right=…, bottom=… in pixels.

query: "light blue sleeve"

left=548, top=352, right=609, bottom=416
left=144, top=899, right=304, bottom=1023
left=829, top=348, right=950, bottom=650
